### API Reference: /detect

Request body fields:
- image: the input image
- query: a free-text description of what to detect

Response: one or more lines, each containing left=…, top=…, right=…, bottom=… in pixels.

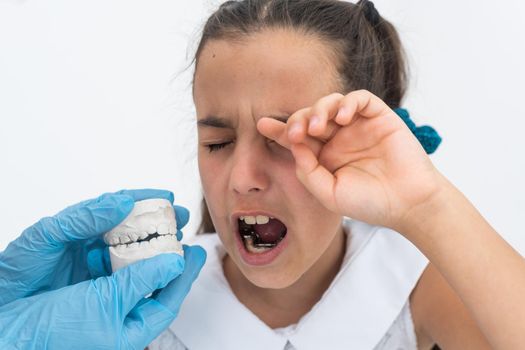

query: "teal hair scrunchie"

left=394, top=108, right=442, bottom=154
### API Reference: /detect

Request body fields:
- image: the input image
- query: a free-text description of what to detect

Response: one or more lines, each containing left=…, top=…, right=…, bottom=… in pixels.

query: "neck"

left=223, top=226, right=347, bottom=328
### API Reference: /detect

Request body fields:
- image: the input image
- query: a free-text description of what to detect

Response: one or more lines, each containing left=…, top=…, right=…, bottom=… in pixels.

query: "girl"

left=150, top=0, right=525, bottom=349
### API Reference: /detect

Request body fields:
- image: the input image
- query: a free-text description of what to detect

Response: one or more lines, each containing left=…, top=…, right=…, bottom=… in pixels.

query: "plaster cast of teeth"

left=103, top=198, right=183, bottom=272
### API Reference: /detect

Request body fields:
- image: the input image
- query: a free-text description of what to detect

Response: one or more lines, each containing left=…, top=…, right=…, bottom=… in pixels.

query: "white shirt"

left=149, top=218, right=428, bottom=350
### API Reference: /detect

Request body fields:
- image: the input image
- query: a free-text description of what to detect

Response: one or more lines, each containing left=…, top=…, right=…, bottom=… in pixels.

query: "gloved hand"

left=0, top=189, right=189, bottom=307
left=0, top=245, right=206, bottom=350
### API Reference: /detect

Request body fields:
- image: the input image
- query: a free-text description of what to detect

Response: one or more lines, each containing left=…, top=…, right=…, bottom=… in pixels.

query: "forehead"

left=193, top=29, right=342, bottom=120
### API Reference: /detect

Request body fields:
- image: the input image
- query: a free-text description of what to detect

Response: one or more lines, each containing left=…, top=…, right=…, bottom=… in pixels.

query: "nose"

left=228, top=141, right=270, bottom=195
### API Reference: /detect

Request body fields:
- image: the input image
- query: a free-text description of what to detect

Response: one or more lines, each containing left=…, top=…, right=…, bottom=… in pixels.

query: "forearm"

left=399, top=174, right=525, bottom=349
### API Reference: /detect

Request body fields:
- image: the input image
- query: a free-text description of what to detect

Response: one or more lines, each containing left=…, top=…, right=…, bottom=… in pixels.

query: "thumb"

left=291, top=143, right=338, bottom=212
left=87, top=246, right=112, bottom=279
left=111, top=253, right=185, bottom=317
left=123, top=299, right=176, bottom=348
left=123, top=246, right=206, bottom=348
left=155, top=245, right=206, bottom=316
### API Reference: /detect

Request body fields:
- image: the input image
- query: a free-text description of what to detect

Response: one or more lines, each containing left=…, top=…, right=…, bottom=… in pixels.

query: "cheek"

left=274, top=156, right=339, bottom=234
left=198, top=153, right=225, bottom=194
left=198, top=155, right=230, bottom=228
left=282, top=167, right=322, bottom=210
left=281, top=167, right=342, bottom=250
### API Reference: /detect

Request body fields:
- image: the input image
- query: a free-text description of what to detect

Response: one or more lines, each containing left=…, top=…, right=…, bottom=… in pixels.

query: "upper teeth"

left=103, top=198, right=178, bottom=246
left=240, top=215, right=271, bottom=225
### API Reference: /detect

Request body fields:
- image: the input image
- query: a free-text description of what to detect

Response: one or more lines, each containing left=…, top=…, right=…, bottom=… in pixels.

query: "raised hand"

left=258, top=90, right=443, bottom=231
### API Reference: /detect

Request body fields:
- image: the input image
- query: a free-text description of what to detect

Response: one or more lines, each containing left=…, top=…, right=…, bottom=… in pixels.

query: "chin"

left=240, top=264, right=302, bottom=289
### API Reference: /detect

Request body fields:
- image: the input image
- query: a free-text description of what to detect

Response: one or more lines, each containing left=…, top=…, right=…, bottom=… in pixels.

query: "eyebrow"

left=197, top=115, right=289, bottom=128
left=197, top=116, right=233, bottom=129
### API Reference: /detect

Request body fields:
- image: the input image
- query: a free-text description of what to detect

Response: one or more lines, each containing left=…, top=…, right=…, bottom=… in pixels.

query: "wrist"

left=394, top=172, right=459, bottom=242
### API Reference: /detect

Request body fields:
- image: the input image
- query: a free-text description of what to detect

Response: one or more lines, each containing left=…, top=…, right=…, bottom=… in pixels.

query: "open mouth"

left=237, top=215, right=288, bottom=253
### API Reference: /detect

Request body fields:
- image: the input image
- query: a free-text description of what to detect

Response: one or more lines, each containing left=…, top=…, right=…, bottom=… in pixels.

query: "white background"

left=1, top=0, right=524, bottom=254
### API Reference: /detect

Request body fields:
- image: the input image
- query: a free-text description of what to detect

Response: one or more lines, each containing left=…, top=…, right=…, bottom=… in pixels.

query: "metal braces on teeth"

left=239, top=216, right=287, bottom=249
left=242, top=233, right=277, bottom=248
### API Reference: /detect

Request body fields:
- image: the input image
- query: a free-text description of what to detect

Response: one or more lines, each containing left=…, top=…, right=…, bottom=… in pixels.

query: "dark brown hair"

left=194, top=0, right=408, bottom=234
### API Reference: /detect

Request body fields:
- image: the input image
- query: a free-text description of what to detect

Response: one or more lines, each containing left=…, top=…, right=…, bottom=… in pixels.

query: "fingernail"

left=336, top=107, right=347, bottom=121
left=288, top=123, right=302, bottom=138
left=309, top=116, right=321, bottom=130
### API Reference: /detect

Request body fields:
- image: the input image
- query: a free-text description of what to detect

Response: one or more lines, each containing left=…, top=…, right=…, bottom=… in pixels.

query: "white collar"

left=171, top=219, right=428, bottom=350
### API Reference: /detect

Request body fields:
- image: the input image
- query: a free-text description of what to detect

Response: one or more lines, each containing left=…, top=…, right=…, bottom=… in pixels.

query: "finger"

left=111, top=253, right=185, bottom=316
left=291, top=143, right=338, bottom=212
left=287, top=104, right=343, bottom=146
left=174, top=205, right=189, bottom=229
left=308, top=93, right=343, bottom=137
left=124, top=245, right=206, bottom=346
left=173, top=205, right=189, bottom=241
left=174, top=205, right=189, bottom=241
left=286, top=108, right=311, bottom=143
left=309, top=119, right=340, bottom=143
left=123, top=298, right=176, bottom=348
left=87, top=246, right=112, bottom=278
left=155, top=245, right=206, bottom=316
left=257, top=117, right=293, bottom=149
left=335, top=89, right=392, bottom=125
left=21, top=193, right=134, bottom=247
left=115, top=188, right=174, bottom=204
left=257, top=117, right=325, bottom=156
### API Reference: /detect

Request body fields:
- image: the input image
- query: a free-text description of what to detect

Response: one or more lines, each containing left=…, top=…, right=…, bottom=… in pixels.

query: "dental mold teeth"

left=103, top=198, right=183, bottom=272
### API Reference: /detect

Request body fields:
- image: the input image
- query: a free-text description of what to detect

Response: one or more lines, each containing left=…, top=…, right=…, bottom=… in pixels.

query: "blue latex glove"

left=0, top=245, right=206, bottom=349
left=0, top=189, right=189, bottom=307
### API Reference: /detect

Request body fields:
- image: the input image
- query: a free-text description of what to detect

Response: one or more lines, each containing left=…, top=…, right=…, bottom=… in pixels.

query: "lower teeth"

left=243, top=235, right=275, bottom=253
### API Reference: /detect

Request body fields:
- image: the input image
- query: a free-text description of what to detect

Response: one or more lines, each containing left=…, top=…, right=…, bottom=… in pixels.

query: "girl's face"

left=194, top=29, right=345, bottom=288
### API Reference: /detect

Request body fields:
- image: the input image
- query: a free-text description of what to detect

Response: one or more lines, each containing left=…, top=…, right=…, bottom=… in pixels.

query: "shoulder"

left=410, top=263, right=491, bottom=349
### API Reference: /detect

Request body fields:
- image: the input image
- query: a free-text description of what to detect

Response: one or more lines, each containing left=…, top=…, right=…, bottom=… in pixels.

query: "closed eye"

left=206, top=141, right=233, bottom=153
